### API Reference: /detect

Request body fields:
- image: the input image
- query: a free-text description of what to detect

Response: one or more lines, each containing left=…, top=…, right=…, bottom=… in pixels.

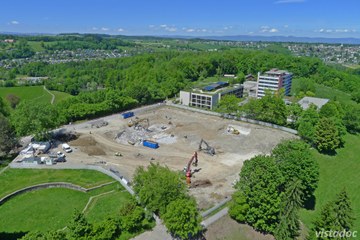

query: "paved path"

left=43, top=85, right=55, bottom=104
left=132, top=216, right=172, bottom=240
left=201, top=207, right=229, bottom=228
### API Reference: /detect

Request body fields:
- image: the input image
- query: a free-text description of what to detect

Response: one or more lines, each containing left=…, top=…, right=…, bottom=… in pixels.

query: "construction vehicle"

left=184, top=151, right=198, bottom=186
left=128, top=118, right=149, bottom=130
left=227, top=126, right=240, bottom=135
left=198, top=139, right=215, bottom=156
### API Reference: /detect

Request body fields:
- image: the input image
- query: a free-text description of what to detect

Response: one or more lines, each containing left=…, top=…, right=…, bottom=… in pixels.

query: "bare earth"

left=53, top=105, right=295, bottom=209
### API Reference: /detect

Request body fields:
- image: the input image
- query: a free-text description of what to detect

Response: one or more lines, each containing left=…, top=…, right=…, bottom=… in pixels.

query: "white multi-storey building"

left=256, top=68, right=292, bottom=98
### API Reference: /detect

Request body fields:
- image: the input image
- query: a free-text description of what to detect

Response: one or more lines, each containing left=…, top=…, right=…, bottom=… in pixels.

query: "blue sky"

left=1, top=0, right=359, bottom=38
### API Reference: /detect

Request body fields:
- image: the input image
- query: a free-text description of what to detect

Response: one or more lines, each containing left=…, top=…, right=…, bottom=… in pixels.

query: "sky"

left=1, top=0, right=360, bottom=38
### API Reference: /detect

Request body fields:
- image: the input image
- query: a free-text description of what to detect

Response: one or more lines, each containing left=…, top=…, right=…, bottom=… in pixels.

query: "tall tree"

left=272, top=139, right=319, bottom=203
left=232, top=155, right=284, bottom=233
left=274, top=178, right=303, bottom=240
left=133, top=163, right=187, bottom=215
left=0, top=114, right=17, bottom=158
left=10, top=100, right=61, bottom=137
left=314, top=118, right=341, bottom=153
left=311, top=189, right=354, bottom=239
left=297, top=104, right=319, bottom=143
left=162, top=198, right=202, bottom=239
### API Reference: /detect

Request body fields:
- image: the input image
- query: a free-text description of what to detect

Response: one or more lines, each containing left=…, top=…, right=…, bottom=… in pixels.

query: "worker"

left=186, top=171, right=191, bottom=187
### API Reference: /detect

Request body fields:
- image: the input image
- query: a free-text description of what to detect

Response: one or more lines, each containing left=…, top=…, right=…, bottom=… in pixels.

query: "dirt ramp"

left=70, top=135, right=106, bottom=156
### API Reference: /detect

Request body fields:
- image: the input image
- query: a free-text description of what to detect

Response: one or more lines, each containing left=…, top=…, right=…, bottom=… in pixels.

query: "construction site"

left=44, top=105, right=296, bottom=209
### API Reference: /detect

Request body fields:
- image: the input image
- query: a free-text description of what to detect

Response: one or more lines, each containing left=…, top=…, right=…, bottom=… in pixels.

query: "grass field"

left=28, top=41, right=45, bottom=52
left=0, top=169, right=132, bottom=236
left=300, top=133, right=360, bottom=233
left=0, top=86, right=71, bottom=105
left=0, top=169, right=114, bottom=198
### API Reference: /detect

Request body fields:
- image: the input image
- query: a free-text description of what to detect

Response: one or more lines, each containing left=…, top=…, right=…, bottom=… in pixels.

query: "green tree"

left=5, top=94, right=21, bottom=109
left=298, top=104, right=319, bottom=143
left=342, top=104, right=360, bottom=134
left=314, top=118, right=341, bottom=153
left=21, top=231, right=66, bottom=240
left=10, top=100, right=62, bottom=137
left=119, top=199, right=151, bottom=233
left=0, top=114, right=17, bottom=158
left=272, top=139, right=319, bottom=203
left=274, top=178, right=303, bottom=240
left=286, top=103, right=303, bottom=128
left=311, top=189, right=354, bottom=239
left=162, top=198, right=202, bottom=239
left=233, top=155, right=284, bottom=233
left=133, top=163, right=187, bottom=215
left=229, top=191, right=249, bottom=222
left=67, top=211, right=92, bottom=240
left=215, top=94, right=240, bottom=114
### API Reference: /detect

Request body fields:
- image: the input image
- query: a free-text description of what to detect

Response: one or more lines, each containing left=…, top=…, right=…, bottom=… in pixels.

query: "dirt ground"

left=54, top=106, right=295, bottom=209
left=205, top=214, right=275, bottom=240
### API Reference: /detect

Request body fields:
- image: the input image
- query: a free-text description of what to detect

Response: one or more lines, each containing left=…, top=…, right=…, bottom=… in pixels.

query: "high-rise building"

left=256, top=68, right=292, bottom=98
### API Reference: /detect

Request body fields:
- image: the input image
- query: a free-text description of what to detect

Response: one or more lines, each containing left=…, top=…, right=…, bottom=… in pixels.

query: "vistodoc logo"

left=315, top=229, right=357, bottom=238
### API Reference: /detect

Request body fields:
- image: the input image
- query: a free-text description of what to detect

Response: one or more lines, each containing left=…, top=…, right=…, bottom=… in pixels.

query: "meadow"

left=0, top=169, right=132, bottom=236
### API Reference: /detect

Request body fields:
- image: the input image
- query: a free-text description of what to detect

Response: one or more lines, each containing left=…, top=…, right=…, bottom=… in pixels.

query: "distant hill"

left=188, top=35, right=360, bottom=45
left=2, top=31, right=360, bottom=45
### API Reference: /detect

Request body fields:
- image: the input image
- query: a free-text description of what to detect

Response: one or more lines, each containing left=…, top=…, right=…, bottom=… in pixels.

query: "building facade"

left=179, top=82, right=243, bottom=110
left=256, top=68, right=292, bottom=98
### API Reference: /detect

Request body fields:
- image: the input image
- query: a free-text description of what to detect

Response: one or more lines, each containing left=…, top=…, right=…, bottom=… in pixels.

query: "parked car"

left=62, top=143, right=72, bottom=153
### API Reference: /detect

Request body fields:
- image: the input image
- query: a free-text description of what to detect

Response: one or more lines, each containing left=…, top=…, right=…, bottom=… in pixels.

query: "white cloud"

left=10, top=20, right=19, bottom=25
left=92, top=27, right=98, bottom=30
left=117, top=28, right=124, bottom=32
left=284, top=24, right=289, bottom=28
left=186, top=28, right=195, bottom=33
left=101, top=27, right=109, bottom=31
left=248, top=32, right=254, bottom=34
left=316, top=28, right=357, bottom=33
left=274, top=0, right=306, bottom=4
left=160, top=24, right=167, bottom=28
left=260, top=26, right=278, bottom=33
left=165, top=27, right=177, bottom=32
left=148, top=25, right=155, bottom=28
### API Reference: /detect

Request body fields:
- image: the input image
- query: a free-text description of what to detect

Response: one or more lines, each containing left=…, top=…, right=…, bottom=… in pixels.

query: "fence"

left=166, top=103, right=298, bottom=135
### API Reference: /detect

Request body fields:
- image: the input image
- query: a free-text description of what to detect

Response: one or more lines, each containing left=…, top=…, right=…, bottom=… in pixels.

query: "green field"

left=0, top=169, right=132, bottom=236
left=0, top=169, right=114, bottom=199
left=300, top=133, right=360, bottom=233
left=314, top=84, right=353, bottom=103
left=0, top=86, right=71, bottom=105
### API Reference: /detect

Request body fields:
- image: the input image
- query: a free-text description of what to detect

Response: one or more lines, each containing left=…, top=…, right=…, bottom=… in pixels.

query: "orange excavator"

left=185, top=151, right=198, bottom=187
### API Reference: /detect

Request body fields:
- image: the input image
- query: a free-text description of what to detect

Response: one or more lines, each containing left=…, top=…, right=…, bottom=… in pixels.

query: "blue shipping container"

left=122, top=112, right=134, bottom=119
left=143, top=140, right=159, bottom=149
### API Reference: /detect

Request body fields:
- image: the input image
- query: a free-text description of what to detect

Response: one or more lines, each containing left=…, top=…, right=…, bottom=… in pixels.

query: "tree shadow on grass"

left=304, top=194, right=316, bottom=210
left=0, top=231, right=28, bottom=240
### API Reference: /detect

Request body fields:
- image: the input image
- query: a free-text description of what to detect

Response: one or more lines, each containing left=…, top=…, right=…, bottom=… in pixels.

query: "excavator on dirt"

left=198, top=139, right=215, bottom=156
left=128, top=118, right=150, bottom=130
left=184, top=151, right=198, bottom=187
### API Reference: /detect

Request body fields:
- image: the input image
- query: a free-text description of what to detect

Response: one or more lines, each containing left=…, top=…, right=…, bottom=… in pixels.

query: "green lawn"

left=314, top=84, right=353, bottom=104
left=0, top=86, right=51, bottom=104
left=85, top=190, right=132, bottom=222
left=51, top=90, right=73, bottom=103
left=300, top=134, right=360, bottom=233
left=0, top=169, right=113, bottom=199
left=0, top=169, right=132, bottom=236
left=28, top=41, right=45, bottom=52
left=0, top=86, right=72, bottom=105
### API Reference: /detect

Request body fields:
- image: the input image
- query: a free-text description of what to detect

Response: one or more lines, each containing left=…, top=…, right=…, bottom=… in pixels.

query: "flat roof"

left=202, top=81, right=229, bottom=92
left=298, top=97, right=330, bottom=110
